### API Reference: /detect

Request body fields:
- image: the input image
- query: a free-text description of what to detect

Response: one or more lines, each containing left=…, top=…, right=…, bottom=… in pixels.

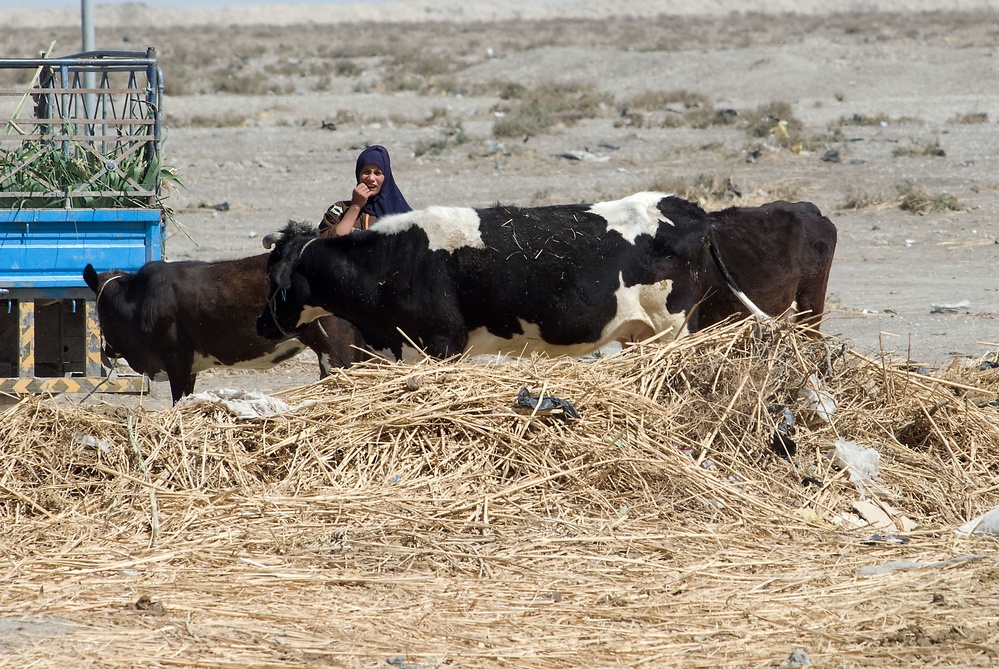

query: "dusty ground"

left=5, top=4, right=999, bottom=407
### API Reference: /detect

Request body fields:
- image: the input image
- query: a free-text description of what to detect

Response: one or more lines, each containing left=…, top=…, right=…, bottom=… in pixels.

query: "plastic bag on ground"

left=956, top=505, right=999, bottom=536
left=827, top=438, right=881, bottom=495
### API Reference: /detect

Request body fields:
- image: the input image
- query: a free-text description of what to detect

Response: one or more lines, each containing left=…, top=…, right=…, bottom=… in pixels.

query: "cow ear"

left=83, top=264, right=99, bottom=293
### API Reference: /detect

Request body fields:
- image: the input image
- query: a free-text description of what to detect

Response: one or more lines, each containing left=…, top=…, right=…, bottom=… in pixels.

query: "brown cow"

left=83, top=253, right=366, bottom=404
left=703, top=200, right=837, bottom=333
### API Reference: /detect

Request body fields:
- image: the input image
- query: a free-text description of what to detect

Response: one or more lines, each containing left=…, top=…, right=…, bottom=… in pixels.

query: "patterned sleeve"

left=318, top=201, right=350, bottom=238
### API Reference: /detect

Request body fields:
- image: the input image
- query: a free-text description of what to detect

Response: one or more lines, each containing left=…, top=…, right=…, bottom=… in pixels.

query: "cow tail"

left=707, top=226, right=769, bottom=321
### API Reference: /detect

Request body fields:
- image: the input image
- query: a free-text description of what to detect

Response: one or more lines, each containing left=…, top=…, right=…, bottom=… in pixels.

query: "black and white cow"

left=255, top=192, right=825, bottom=362
left=83, top=254, right=365, bottom=404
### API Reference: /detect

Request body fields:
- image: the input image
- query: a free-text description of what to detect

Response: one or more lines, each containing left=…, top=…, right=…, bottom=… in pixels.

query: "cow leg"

left=300, top=315, right=365, bottom=378
left=166, top=373, right=196, bottom=404
left=422, top=321, right=469, bottom=359
left=164, top=354, right=196, bottom=404
left=795, top=276, right=830, bottom=334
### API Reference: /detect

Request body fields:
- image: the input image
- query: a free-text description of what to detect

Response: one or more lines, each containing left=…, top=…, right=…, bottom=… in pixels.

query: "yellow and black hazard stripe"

left=0, top=376, right=148, bottom=396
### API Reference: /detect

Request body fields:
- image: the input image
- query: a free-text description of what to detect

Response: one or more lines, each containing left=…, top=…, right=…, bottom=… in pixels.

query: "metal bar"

left=0, top=54, right=156, bottom=69
left=85, top=299, right=103, bottom=378
left=0, top=87, right=152, bottom=96
left=17, top=301, right=35, bottom=378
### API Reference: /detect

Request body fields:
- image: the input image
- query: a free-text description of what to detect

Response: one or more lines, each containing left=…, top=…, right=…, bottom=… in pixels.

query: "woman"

left=318, top=144, right=412, bottom=238
left=315, top=145, right=412, bottom=365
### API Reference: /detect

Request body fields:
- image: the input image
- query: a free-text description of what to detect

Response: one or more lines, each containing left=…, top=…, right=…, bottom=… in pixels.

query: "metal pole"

left=81, top=0, right=96, bottom=122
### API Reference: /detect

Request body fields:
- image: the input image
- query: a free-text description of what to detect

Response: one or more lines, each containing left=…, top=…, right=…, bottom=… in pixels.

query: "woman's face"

left=358, top=163, right=385, bottom=195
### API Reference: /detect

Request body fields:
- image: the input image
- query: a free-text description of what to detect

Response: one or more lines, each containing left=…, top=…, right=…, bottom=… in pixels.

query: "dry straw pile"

left=1, top=318, right=998, bottom=667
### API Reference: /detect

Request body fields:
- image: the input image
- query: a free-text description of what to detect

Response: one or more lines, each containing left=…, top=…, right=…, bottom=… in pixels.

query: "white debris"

left=956, top=505, right=999, bottom=536
left=177, top=388, right=312, bottom=419
left=780, top=649, right=812, bottom=668
left=930, top=300, right=971, bottom=313
left=72, top=432, right=112, bottom=453
left=560, top=150, right=610, bottom=162
left=859, top=554, right=984, bottom=577
left=827, top=438, right=881, bottom=496
left=798, top=373, right=836, bottom=423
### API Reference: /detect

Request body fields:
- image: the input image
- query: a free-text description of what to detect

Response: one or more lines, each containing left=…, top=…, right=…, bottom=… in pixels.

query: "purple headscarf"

left=355, top=144, right=412, bottom=218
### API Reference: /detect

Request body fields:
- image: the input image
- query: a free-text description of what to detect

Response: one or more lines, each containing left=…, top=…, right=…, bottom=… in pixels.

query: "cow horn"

left=262, top=231, right=284, bottom=249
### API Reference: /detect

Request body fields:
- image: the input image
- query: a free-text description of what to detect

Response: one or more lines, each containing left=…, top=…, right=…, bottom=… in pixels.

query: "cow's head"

left=257, top=220, right=321, bottom=340
left=82, top=263, right=128, bottom=362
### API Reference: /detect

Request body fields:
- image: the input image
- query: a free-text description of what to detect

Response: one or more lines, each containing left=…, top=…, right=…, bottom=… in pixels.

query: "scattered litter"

left=482, top=139, right=509, bottom=156
left=385, top=656, right=426, bottom=669
left=852, top=499, right=893, bottom=528
left=858, top=554, right=984, bottom=577
left=793, top=507, right=830, bottom=528
left=852, top=499, right=916, bottom=532
left=930, top=300, right=971, bottom=314
left=830, top=511, right=868, bottom=529
left=177, top=388, right=311, bottom=419
left=726, top=474, right=746, bottom=492
left=72, top=432, right=111, bottom=453
left=862, top=533, right=911, bottom=545
left=956, top=505, right=999, bottom=536
left=769, top=404, right=797, bottom=460
left=559, top=149, right=609, bottom=162
left=514, top=386, right=580, bottom=421
left=798, top=373, right=836, bottom=423
left=770, top=430, right=797, bottom=460
left=780, top=649, right=812, bottom=668
left=198, top=201, right=229, bottom=212
left=827, top=439, right=880, bottom=495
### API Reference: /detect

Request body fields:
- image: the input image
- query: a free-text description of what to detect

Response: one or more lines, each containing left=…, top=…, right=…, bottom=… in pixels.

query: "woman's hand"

left=351, top=182, right=373, bottom=207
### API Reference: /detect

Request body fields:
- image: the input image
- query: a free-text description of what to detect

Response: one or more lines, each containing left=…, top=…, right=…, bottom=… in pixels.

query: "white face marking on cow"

left=372, top=206, right=484, bottom=252
left=589, top=191, right=672, bottom=244
left=191, top=339, right=307, bottom=374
